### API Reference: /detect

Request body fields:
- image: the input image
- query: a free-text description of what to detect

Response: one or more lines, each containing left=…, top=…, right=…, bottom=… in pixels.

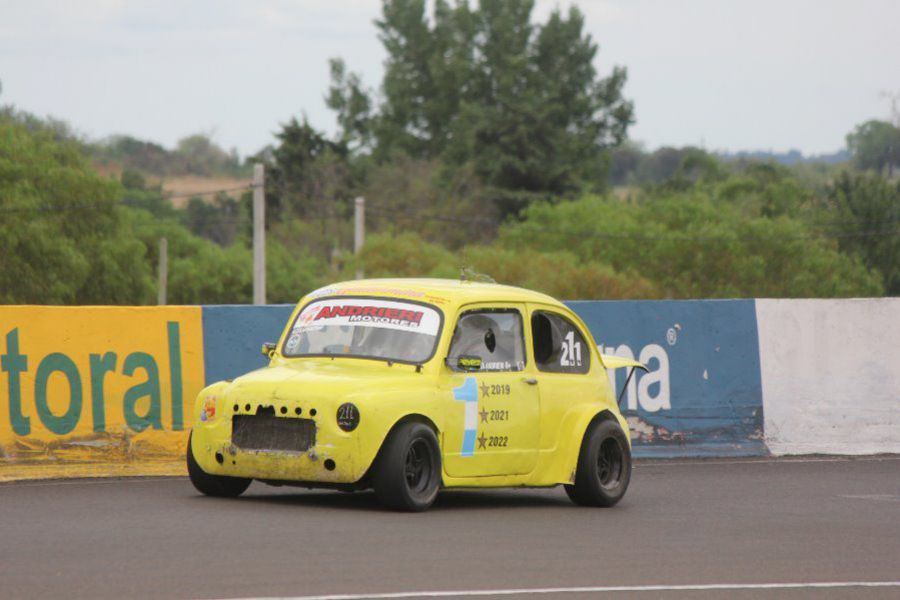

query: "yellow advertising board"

left=0, top=306, right=204, bottom=480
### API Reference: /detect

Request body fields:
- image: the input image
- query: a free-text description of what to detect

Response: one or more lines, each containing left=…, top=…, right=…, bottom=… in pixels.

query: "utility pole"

left=157, top=237, right=168, bottom=305
left=354, top=196, right=365, bottom=280
left=253, top=163, right=266, bottom=305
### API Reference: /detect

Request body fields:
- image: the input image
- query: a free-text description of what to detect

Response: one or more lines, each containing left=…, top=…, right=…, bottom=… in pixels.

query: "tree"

left=333, top=0, right=633, bottom=214
left=326, top=58, right=374, bottom=152
left=91, top=135, right=172, bottom=175
left=824, top=172, right=899, bottom=294
left=500, top=191, right=884, bottom=299
left=356, top=156, right=496, bottom=249
left=847, top=120, right=900, bottom=176
left=634, top=147, right=693, bottom=184
left=459, top=245, right=658, bottom=299
left=349, top=231, right=658, bottom=299
left=608, top=142, right=644, bottom=186
left=174, top=133, right=242, bottom=176
left=182, top=193, right=246, bottom=246
left=0, top=119, right=155, bottom=304
left=373, top=0, right=456, bottom=157
left=350, top=231, right=458, bottom=278
left=264, top=116, right=347, bottom=220
left=120, top=169, right=180, bottom=219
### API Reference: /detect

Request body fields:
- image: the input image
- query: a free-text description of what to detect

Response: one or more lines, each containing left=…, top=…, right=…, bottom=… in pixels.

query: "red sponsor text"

left=314, top=305, right=424, bottom=325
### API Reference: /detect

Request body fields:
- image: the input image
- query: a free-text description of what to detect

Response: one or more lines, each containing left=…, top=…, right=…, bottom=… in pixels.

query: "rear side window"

left=531, top=311, right=590, bottom=374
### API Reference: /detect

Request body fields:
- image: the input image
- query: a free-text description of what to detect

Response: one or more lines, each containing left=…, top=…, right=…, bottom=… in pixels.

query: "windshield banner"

left=292, top=298, right=441, bottom=336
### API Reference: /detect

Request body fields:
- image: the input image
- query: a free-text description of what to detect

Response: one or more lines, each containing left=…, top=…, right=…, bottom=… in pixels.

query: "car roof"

left=303, top=278, right=566, bottom=310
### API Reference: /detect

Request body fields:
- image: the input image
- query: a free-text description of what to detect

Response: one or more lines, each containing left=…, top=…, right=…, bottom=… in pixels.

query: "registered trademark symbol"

left=666, top=327, right=677, bottom=346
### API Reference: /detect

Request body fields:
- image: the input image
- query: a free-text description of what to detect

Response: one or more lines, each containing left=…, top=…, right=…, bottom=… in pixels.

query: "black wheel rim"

left=596, top=437, right=624, bottom=490
left=405, top=439, right=432, bottom=495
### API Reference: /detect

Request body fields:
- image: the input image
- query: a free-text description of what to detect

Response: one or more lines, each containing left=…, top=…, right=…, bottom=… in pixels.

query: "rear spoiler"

left=600, top=354, right=648, bottom=372
left=600, top=354, right=648, bottom=408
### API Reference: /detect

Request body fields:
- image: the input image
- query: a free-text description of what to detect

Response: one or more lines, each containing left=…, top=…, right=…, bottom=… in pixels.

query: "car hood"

left=221, top=358, right=430, bottom=404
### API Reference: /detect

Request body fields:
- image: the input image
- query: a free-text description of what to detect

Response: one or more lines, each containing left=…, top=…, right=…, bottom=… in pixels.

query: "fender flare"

left=562, top=408, right=629, bottom=484
left=359, top=413, right=442, bottom=486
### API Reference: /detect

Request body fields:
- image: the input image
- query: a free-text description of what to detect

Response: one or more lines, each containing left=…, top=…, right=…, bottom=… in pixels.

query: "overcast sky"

left=1, top=0, right=898, bottom=156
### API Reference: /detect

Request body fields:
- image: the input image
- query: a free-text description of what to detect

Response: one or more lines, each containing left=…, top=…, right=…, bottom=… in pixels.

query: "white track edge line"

left=217, top=581, right=900, bottom=600
left=636, top=456, right=900, bottom=467
left=4, top=455, right=897, bottom=488
left=0, top=476, right=183, bottom=488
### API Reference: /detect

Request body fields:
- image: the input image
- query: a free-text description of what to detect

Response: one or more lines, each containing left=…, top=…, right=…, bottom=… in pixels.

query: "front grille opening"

left=232, top=412, right=316, bottom=453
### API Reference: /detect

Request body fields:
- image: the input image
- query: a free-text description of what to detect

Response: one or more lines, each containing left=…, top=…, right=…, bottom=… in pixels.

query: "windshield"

left=282, top=297, right=443, bottom=364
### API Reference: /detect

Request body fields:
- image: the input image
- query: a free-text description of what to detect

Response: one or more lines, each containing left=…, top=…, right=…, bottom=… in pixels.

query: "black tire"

left=565, top=420, right=631, bottom=507
left=186, top=433, right=252, bottom=498
left=372, top=422, right=441, bottom=512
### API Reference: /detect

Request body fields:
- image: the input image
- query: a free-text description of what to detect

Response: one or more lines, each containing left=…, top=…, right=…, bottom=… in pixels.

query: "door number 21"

left=560, top=331, right=582, bottom=367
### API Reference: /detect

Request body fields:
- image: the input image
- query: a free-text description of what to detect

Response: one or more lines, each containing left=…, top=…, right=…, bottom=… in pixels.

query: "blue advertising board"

left=202, top=305, right=294, bottom=385
left=201, top=300, right=766, bottom=458
left=568, top=300, right=765, bottom=457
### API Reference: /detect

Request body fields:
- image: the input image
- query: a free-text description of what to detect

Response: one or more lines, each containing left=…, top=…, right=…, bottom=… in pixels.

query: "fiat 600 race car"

left=188, top=279, right=642, bottom=511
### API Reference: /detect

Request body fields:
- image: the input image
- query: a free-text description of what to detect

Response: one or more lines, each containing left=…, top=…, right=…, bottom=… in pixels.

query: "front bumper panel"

left=192, top=399, right=362, bottom=484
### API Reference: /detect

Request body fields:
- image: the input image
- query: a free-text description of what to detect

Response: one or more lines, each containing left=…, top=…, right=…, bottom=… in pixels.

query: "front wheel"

left=186, top=433, right=252, bottom=498
left=565, top=420, right=631, bottom=507
left=372, top=422, right=441, bottom=512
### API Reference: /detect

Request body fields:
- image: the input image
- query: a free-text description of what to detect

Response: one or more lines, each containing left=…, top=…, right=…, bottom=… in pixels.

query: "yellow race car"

left=188, top=279, right=642, bottom=511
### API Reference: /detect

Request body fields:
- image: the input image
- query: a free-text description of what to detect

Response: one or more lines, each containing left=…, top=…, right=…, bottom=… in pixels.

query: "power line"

left=0, top=183, right=254, bottom=214
left=0, top=201, right=115, bottom=214
left=366, top=205, right=498, bottom=227
left=163, top=184, right=253, bottom=199
left=4, top=193, right=898, bottom=241
left=366, top=206, right=900, bottom=241
left=365, top=200, right=900, bottom=231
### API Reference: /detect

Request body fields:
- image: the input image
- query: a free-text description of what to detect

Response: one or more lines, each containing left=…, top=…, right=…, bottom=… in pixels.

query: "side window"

left=447, top=310, right=525, bottom=372
left=531, top=311, right=590, bottom=374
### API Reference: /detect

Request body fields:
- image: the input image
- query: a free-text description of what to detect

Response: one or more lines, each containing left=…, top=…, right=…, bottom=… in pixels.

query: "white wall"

left=756, top=298, right=900, bottom=455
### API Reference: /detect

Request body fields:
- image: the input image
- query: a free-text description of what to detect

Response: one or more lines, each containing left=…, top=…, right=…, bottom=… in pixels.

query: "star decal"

left=479, top=408, right=489, bottom=423
left=477, top=433, right=487, bottom=449
left=480, top=381, right=490, bottom=397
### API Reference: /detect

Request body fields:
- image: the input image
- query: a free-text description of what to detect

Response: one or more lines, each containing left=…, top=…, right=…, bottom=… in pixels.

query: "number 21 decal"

left=560, top=331, right=582, bottom=367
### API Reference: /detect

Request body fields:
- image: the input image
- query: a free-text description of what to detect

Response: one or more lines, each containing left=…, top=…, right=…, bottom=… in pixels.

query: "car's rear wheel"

left=186, top=433, right=252, bottom=498
left=565, top=420, right=631, bottom=507
left=373, top=422, right=441, bottom=512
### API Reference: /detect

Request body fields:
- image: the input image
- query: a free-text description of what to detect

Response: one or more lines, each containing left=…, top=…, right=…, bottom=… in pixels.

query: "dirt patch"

left=156, top=175, right=252, bottom=208
left=92, top=163, right=252, bottom=208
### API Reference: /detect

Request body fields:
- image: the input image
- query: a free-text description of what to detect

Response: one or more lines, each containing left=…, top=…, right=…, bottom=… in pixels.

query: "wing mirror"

left=449, top=355, right=482, bottom=371
left=261, top=342, right=277, bottom=359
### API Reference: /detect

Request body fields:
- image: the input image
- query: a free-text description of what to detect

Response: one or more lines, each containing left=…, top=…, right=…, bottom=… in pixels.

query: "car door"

left=441, top=304, right=541, bottom=477
left=527, top=305, right=600, bottom=453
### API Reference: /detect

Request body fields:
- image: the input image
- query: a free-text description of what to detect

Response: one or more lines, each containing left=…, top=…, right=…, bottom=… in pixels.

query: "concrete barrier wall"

left=756, top=298, right=900, bottom=455
left=2, top=298, right=897, bottom=480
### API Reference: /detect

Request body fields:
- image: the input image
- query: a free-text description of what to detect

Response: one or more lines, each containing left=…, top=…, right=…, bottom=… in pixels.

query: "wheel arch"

left=560, top=408, right=630, bottom=484
left=359, top=412, right=442, bottom=486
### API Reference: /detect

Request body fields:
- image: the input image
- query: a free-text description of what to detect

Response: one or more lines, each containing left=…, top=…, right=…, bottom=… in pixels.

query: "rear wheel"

left=565, top=420, right=631, bottom=507
left=373, top=422, right=441, bottom=512
left=186, top=433, right=251, bottom=498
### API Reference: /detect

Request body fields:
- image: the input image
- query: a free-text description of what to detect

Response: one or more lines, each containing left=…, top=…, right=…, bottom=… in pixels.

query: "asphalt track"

left=1, top=457, right=898, bottom=600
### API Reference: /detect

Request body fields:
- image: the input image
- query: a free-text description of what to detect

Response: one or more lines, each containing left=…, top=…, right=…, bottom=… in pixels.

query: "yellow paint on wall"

left=0, top=306, right=204, bottom=476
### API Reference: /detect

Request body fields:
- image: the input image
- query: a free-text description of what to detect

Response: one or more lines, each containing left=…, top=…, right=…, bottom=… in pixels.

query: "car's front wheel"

left=565, top=420, right=631, bottom=507
left=372, top=422, right=441, bottom=512
left=186, top=433, right=252, bottom=498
